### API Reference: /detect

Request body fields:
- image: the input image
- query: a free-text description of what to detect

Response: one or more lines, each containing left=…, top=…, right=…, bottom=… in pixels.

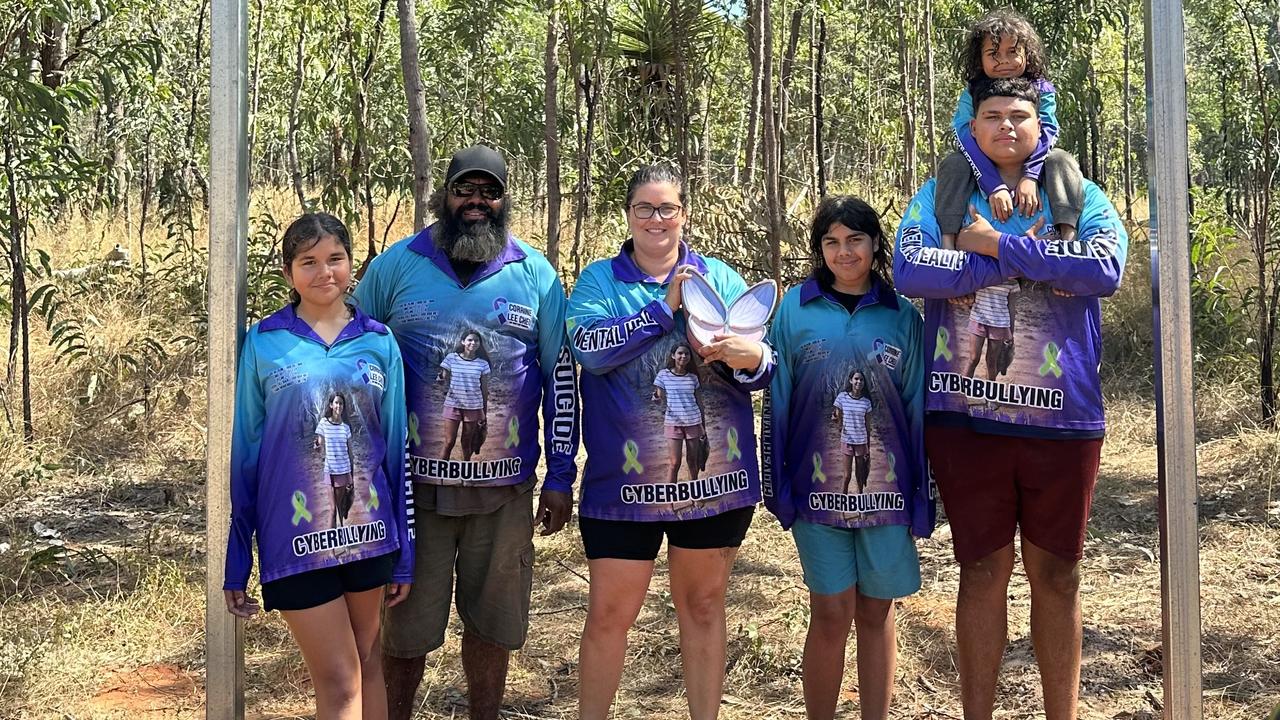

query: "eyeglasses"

left=629, top=203, right=683, bottom=220
left=451, top=182, right=505, bottom=201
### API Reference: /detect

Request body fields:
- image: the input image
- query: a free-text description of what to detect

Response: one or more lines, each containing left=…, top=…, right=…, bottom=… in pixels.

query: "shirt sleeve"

left=536, top=266, right=580, bottom=496
left=898, top=305, right=935, bottom=538
left=894, top=180, right=1009, bottom=299
left=761, top=302, right=796, bottom=530
left=380, top=335, right=415, bottom=583
left=996, top=184, right=1129, bottom=297
left=567, top=265, right=675, bottom=375
left=224, top=333, right=264, bottom=592
left=1023, top=85, right=1060, bottom=181
left=953, top=88, right=1009, bottom=197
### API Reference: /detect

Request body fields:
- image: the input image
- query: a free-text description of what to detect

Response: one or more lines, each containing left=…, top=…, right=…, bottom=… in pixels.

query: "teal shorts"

left=791, top=521, right=922, bottom=598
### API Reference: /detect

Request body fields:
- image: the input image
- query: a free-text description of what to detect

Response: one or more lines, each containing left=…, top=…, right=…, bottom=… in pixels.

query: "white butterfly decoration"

left=681, top=268, right=778, bottom=349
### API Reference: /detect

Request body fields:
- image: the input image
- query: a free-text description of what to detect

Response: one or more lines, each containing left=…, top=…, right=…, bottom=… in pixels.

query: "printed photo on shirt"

left=651, top=342, right=709, bottom=485
left=287, top=380, right=388, bottom=560
left=437, top=328, right=492, bottom=461
left=806, top=359, right=906, bottom=516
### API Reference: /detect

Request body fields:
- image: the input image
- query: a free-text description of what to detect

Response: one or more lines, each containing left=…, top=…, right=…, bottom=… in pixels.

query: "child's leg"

left=1042, top=150, right=1084, bottom=242
left=853, top=590, right=896, bottom=720
left=344, top=586, right=388, bottom=720
left=281, top=597, right=364, bottom=718
left=855, top=455, right=870, bottom=493
left=936, top=152, right=978, bottom=248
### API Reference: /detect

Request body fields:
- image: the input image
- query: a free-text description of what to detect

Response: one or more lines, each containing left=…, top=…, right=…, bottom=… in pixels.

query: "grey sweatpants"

left=935, top=149, right=1084, bottom=235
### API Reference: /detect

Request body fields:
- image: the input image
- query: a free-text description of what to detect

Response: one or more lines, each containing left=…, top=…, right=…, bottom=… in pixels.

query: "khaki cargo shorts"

left=382, top=488, right=535, bottom=656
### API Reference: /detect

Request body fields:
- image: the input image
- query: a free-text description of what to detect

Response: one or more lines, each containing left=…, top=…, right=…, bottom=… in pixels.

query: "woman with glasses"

left=567, top=164, right=774, bottom=720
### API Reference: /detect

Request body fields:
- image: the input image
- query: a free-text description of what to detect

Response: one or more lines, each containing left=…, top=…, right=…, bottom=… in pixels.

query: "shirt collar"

left=799, top=273, right=899, bottom=311
left=610, top=239, right=709, bottom=283
left=259, top=302, right=389, bottom=345
left=406, top=222, right=528, bottom=286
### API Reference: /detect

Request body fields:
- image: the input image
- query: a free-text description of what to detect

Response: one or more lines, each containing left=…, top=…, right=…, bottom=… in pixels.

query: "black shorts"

left=261, top=552, right=395, bottom=612
left=579, top=505, right=755, bottom=561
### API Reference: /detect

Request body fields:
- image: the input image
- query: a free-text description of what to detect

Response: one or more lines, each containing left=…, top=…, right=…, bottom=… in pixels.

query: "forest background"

left=1, top=0, right=1279, bottom=717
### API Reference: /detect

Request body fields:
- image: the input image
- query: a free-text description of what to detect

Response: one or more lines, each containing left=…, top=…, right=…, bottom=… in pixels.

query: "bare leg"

left=441, top=417, right=461, bottom=459
left=578, top=558, right=655, bottom=720
left=802, top=587, right=856, bottom=720
left=842, top=453, right=854, bottom=494
left=852, top=592, right=896, bottom=720
left=1023, top=539, right=1083, bottom=720
left=855, top=456, right=870, bottom=494
left=685, top=437, right=701, bottom=480
left=984, top=339, right=1003, bottom=381
left=955, top=543, right=1016, bottom=720
left=461, top=421, right=476, bottom=461
left=964, top=334, right=985, bottom=380
left=462, top=629, right=509, bottom=720
left=280, top=597, right=363, bottom=719
left=345, top=586, right=388, bottom=720
left=668, top=545, right=739, bottom=720
left=667, top=437, right=684, bottom=484
left=383, top=654, right=425, bottom=720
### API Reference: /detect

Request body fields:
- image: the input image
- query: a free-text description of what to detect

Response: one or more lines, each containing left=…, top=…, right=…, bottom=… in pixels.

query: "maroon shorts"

left=925, top=423, right=1103, bottom=563
left=442, top=405, right=484, bottom=422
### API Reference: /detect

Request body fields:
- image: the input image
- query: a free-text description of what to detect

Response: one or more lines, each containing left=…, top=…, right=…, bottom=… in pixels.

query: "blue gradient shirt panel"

left=762, top=277, right=935, bottom=537
left=893, top=178, right=1129, bottom=435
left=568, top=243, right=773, bottom=521
left=353, top=226, right=579, bottom=494
left=224, top=304, right=413, bottom=589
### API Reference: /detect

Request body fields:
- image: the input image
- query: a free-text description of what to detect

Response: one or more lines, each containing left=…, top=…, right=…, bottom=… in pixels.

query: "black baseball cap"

left=445, top=145, right=507, bottom=190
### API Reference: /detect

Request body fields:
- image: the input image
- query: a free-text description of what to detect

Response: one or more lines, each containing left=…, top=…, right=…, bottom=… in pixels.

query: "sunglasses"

left=450, top=182, right=505, bottom=201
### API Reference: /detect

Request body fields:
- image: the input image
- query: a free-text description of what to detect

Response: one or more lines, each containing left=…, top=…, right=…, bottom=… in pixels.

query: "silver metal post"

left=207, top=0, right=249, bottom=717
left=1144, top=0, right=1202, bottom=717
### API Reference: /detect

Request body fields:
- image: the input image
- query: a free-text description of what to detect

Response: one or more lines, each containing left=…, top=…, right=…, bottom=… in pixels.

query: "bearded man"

left=355, top=144, right=580, bottom=720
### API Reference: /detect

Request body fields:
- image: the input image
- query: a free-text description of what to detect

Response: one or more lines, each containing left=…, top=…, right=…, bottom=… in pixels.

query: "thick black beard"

left=435, top=201, right=511, bottom=263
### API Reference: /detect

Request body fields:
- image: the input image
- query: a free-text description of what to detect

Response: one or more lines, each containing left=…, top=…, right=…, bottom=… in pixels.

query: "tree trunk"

left=742, top=0, right=763, bottom=185
left=778, top=7, right=802, bottom=195
left=39, top=17, right=66, bottom=89
left=347, top=0, right=392, bottom=277
left=1087, top=60, right=1101, bottom=183
left=397, top=0, right=432, bottom=230
left=572, top=53, right=601, bottom=278
left=896, top=0, right=916, bottom=192
left=922, top=0, right=937, bottom=177
left=543, top=3, right=562, bottom=269
left=668, top=0, right=692, bottom=188
left=811, top=12, right=826, bottom=198
left=287, top=14, right=307, bottom=212
left=248, top=0, right=263, bottom=161
left=760, top=0, right=782, bottom=286
left=3, top=135, right=33, bottom=441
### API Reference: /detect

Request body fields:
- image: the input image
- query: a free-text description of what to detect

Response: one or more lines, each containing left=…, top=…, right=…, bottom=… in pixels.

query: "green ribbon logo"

left=811, top=453, right=827, bottom=483
left=367, top=484, right=380, bottom=511
left=504, top=416, right=520, bottom=448
left=291, top=490, right=313, bottom=526
left=934, top=327, right=953, bottom=361
left=885, top=451, right=897, bottom=485
left=408, top=412, right=421, bottom=448
left=1039, top=341, right=1063, bottom=378
left=725, top=427, right=741, bottom=462
left=622, top=439, right=645, bottom=474
left=909, top=202, right=922, bottom=222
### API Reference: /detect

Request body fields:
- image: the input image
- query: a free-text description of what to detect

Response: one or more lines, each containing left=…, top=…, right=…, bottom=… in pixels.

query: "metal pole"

left=1144, top=0, right=1202, bottom=718
left=207, top=0, right=249, bottom=717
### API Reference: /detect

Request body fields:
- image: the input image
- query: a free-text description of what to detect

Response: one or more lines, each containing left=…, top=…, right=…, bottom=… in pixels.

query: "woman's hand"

left=699, top=335, right=765, bottom=372
left=385, top=582, right=412, bottom=608
left=224, top=589, right=261, bottom=618
left=664, top=265, right=696, bottom=313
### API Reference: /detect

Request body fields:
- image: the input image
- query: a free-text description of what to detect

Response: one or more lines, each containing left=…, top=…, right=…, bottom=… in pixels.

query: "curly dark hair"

left=959, top=8, right=1049, bottom=85
left=808, top=195, right=893, bottom=290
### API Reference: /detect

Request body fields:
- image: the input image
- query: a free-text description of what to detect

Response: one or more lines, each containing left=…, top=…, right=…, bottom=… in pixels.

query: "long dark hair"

left=665, top=342, right=698, bottom=372
left=959, top=8, right=1049, bottom=85
left=282, top=213, right=352, bottom=304
left=808, top=195, right=892, bottom=290
left=323, top=390, right=349, bottom=424
left=453, top=329, right=491, bottom=363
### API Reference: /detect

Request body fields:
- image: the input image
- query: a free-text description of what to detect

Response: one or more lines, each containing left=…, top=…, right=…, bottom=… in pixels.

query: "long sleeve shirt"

left=567, top=242, right=774, bottom=521
left=354, top=226, right=580, bottom=494
left=953, top=78, right=1059, bottom=196
left=893, top=177, right=1129, bottom=437
left=224, top=303, right=413, bottom=589
left=762, top=276, right=934, bottom=537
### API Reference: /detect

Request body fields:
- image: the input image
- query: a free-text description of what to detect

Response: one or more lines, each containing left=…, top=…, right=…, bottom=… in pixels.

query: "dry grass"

left=1, top=200, right=1278, bottom=719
